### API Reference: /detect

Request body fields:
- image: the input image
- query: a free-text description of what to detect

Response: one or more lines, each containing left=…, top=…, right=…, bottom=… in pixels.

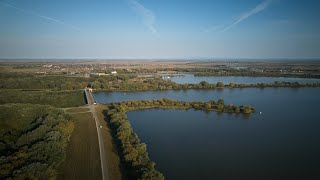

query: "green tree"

left=229, top=82, right=235, bottom=88
left=216, top=82, right=224, bottom=87
left=199, top=81, right=209, bottom=87
left=217, top=99, right=224, bottom=105
left=205, top=103, right=211, bottom=109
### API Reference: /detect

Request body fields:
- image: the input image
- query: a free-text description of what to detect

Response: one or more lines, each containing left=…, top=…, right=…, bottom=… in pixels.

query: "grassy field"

left=95, top=105, right=124, bottom=180
left=58, top=108, right=102, bottom=180
left=0, top=90, right=85, bottom=108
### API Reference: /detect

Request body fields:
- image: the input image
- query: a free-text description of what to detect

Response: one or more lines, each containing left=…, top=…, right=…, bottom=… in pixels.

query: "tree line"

left=0, top=73, right=91, bottom=90
left=174, top=67, right=320, bottom=79
left=2, top=72, right=319, bottom=92
left=0, top=90, right=85, bottom=108
left=105, top=98, right=255, bottom=179
left=92, top=76, right=320, bottom=91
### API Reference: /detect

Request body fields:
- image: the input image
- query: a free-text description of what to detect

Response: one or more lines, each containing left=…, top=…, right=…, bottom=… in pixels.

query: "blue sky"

left=0, top=0, right=320, bottom=59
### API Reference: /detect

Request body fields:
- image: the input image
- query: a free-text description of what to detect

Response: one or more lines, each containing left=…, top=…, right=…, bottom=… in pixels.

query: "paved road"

left=84, top=89, right=108, bottom=180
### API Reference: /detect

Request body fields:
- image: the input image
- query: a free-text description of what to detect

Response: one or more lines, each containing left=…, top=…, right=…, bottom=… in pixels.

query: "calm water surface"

left=95, top=88, right=320, bottom=179
left=169, top=74, right=320, bottom=84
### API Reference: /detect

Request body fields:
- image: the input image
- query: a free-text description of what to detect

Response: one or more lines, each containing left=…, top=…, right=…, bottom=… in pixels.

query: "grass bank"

left=95, top=105, right=124, bottom=180
left=58, top=108, right=102, bottom=179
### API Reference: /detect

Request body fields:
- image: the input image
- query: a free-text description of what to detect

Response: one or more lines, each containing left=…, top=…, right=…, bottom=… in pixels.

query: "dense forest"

left=105, top=98, right=255, bottom=179
left=0, top=104, right=74, bottom=179
left=0, top=73, right=91, bottom=90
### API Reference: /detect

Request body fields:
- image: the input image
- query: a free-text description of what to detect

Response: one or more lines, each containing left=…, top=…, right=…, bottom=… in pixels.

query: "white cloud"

left=1, top=2, right=81, bottom=31
left=127, top=0, right=157, bottom=33
left=205, top=0, right=272, bottom=33
left=222, top=0, right=272, bottom=32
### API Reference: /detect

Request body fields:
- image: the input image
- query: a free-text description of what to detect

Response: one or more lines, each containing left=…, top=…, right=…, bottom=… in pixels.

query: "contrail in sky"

left=0, top=2, right=81, bottom=31
left=127, top=0, right=157, bottom=34
left=222, top=0, right=272, bottom=32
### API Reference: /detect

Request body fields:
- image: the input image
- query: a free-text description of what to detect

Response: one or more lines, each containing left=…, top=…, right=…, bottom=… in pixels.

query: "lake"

left=94, top=88, right=320, bottom=179
left=169, top=74, right=320, bottom=84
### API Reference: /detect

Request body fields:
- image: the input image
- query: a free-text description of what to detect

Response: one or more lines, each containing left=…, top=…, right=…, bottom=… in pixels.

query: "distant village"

left=31, top=63, right=122, bottom=77
left=11, top=61, right=311, bottom=78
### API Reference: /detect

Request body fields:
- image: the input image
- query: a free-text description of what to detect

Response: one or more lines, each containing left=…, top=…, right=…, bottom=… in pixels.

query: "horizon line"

left=1, top=58, right=320, bottom=62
